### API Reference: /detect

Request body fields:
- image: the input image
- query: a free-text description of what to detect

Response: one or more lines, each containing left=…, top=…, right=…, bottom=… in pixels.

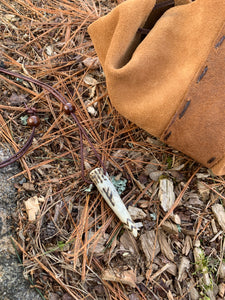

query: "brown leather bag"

left=88, top=0, right=225, bottom=175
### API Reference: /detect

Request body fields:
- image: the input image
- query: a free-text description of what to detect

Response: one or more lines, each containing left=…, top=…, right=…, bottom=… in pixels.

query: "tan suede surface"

left=88, top=0, right=225, bottom=174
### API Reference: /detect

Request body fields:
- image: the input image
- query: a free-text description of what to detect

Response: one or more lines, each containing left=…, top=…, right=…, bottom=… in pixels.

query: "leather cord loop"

left=0, top=67, right=106, bottom=180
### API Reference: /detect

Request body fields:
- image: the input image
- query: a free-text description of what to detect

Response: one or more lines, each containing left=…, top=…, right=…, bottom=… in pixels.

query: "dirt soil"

left=0, top=1, right=225, bottom=299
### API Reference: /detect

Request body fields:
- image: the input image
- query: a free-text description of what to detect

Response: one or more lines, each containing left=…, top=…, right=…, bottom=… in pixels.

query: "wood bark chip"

left=159, top=178, right=175, bottom=212
left=177, top=257, right=190, bottom=281
left=102, top=268, right=136, bottom=288
left=128, top=206, right=147, bottom=220
left=158, top=229, right=174, bottom=261
left=182, top=235, right=192, bottom=256
left=219, top=262, right=225, bottom=279
left=161, top=221, right=179, bottom=234
left=187, top=279, right=200, bottom=300
left=120, top=231, right=139, bottom=256
left=24, top=196, right=45, bottom=222
left=212, top=204, right=225, bottom=232
left=140, top=230, right=160, bottom=266
left=218, top=283, right=225, bottom=298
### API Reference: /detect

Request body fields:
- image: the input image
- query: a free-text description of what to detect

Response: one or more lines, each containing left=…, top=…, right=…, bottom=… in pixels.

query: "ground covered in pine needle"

left=0, top=1, right=225, bottom=299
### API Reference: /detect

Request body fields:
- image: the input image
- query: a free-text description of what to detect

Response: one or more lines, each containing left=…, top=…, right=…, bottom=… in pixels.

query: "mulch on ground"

left=0, top=1, right=225, bottom=299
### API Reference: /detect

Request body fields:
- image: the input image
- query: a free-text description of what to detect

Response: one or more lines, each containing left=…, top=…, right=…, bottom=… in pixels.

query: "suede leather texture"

left=88, top=0, right=225, bottom=175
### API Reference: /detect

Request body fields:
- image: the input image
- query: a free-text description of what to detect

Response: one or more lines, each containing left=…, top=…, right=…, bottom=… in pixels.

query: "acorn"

left=27, top=115, right=40, bottom=127
left=63, top=103, right=75, bottom=115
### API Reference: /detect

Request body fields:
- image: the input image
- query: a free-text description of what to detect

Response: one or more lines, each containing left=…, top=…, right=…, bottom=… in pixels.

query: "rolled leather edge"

left=211, top=157, right=225, bottom=176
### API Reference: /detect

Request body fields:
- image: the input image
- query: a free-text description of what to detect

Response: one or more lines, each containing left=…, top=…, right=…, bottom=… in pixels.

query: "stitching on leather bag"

left=179, top=100, right=191, bottom=119
left=215, top=35, right=225, bottom=48
left=207, top=157, right=216, bottom=164
left=196, top=66, right=208, bottom=83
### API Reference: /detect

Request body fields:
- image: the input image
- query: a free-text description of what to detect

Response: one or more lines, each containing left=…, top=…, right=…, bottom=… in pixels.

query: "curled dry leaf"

left=159, top=178, right=175, bottom=212
left=102, top=268, right=136, bottom=288
left=24, top=196, right=45, bottom=221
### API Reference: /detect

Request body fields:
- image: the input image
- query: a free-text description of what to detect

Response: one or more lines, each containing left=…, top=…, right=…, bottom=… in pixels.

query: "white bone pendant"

left=90, top=168, right=138, bottom=237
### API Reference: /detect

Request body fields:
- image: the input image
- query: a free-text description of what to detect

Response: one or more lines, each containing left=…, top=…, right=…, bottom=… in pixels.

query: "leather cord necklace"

left=0, top=67, right=105, bottom=181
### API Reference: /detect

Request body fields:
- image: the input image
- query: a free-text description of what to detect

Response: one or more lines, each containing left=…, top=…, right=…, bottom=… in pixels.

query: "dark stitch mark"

left=197, top=66, right=208, bottom=83
left=215, top=36, right=225, bottom=48
left=207, top=157, right=216, bottom=164
left=163, top=131, right=171, bottom=141
left=179, top=100, right=191, bottom=119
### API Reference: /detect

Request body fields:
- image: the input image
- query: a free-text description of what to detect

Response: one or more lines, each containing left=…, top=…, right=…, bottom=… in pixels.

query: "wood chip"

left=219, top=262, right=225, bottom=279
left=83, top=57, right=100, bottom=69
left=177, top=257, right=190, bottom=281
left=88, top=232, right=109, bottom=256
left=187, top=279, right=199, bottom=300
left=24, top=196, right=44, bottom=221
left=166, top=262, right=177, bottom=276
left=212, top=204, right=225, bottom=231
left=211, top=219, right=218, bottom=234
left=120, top=230, right=139, bottom=256
left=158, top=230, right=174, bottom=261
left=128, top=206, right=147, bottom=220
left=102, top=268, right=136, bottom=288
left=83, top=74, right=98, bottom=86
left=148, top=263, right=171, bottom=280
left=22, top=182, right=35, bottom=192
left=182, top=235, right=193, bottom=255
left=167, top=290, right=174, bottom=300
left=197, top=181, right=210, bottom=201
left=140, top=230, right=160, bottom=266
left=170, top=214, right=181, bottom=225
left=218, top=283, right=225, bottom=298
left=149, top=171, right=164, bottom=181
left=161, top=221, right=179, bottom=234
left=159, top=178, right=175, bottom=212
